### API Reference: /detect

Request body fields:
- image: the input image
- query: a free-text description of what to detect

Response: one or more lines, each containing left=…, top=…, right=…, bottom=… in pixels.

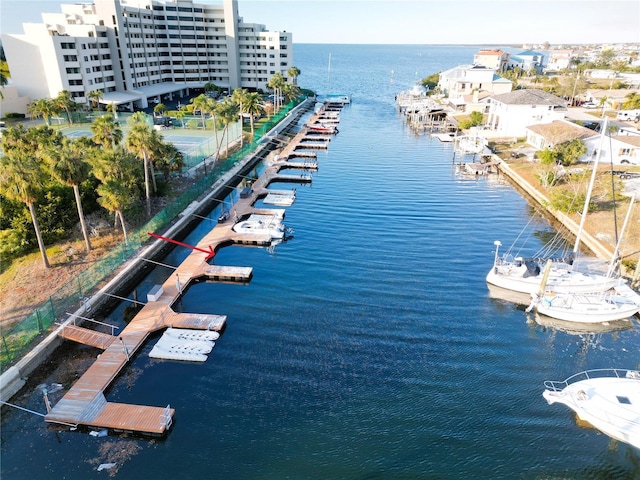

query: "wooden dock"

left=59, top=325, right=116, bottom=350
left=46, top=100, right=344, bottom=437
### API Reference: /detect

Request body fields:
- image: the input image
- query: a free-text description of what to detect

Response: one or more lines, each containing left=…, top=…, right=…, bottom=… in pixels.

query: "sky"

left=1, top=0, right=639, bottom=45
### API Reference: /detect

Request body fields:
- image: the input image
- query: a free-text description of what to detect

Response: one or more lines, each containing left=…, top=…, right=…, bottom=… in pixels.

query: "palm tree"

left=54, top=90, right=78, bottom=125
left=89, top=146, right=141, bottom=188
left=175, top=109, right=187, bottom=129
left=231, top=88, right=249, bottom=146
left=87, top=90, right=103, bottom=111
left=0, top=150, right=50, bottom=268
left=267, top=72, right=286, bottom=112
left=282, top=83, right=301, bottom=104
left=106, top=102, right=118, bottom=115
left=42, top=137, right=93, bottom=251
left=191, top=94, right=210, bottom=130
left=287, top=66, right=301, bottom=85
left=28, top=98, right=57, bottom=126
left=155, top=142, right=185, bottom=180
left=243, top=92, right=264, bottom=139
left=0, top=60, right=10, bottom=100
left=96, top=180, right=135, bottom=245
left=154, top=103, right=167, bottom=118
left=91, top=113, right=123, bottom=149
left=217, top=98, right=239, bottom=158
left=125, top=121, right=156, bottom=217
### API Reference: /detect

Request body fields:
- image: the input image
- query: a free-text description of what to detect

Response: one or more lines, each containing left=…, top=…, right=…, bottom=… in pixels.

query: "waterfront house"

left=508, top=50, right=546, bottom=74
left=438, top=65, right=512, bottom=110
left=579, top=134, right=640, bottom=165
left=484, top=89, right=567, bottom=138
left=473, top=49, right=510, bottom=72
left=525, top=120, right=595, bottom=150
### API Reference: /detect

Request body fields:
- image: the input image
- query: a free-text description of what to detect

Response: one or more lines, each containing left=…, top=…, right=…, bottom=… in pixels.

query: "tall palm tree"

left=96, top=180, right=135, bottom=245
left=42, top=137, right=93, bottom=251
left=91, top=113, right=123, bottom=149
left=54, top=90, right=78, bottom=125
left=125, top=121, right=156, bottom=216
left=191, top=94, right=210, bottom=130
left=87, top=90, right=103, bottom=111
left=231, top=88, right=249, bottom=146
left=217, top=98, right=239, bottom=158
left=28, top=98, right=57, bottom=126
left=0, top=150, right=50, bottom=268
left=267, top=72, right=286, bottom=112
left=287, top=66, right=301, bottom=85
left=243, top=92, right=264, bottom=139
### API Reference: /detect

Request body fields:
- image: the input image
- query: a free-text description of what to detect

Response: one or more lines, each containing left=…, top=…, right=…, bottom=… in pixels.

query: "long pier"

left=44, top=99, right=346, bottom=436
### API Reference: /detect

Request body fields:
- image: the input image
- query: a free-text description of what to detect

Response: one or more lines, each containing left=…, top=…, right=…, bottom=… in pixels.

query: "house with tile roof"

left=485, top=89, right=568, bottom=137
left=525, top=120, right=596, bottom=150
left=473, top=49, right=510, bottom=72
left=508, top=50, right=546, bottom=74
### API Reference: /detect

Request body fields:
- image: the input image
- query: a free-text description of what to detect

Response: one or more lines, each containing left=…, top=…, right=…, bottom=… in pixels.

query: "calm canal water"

left=2, top=44, right=639, bottom=479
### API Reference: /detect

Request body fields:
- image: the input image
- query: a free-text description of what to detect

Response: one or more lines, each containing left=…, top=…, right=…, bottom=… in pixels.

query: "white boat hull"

left=543, top=369, right=640, bottom=450
left=534, top=293, right=640, bottom=323
left=486, top=263, right=622, bottom=295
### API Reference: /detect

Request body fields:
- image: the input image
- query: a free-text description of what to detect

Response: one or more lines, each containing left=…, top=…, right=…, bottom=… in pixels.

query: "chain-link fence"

left=0, top=99, right=303, bottom=371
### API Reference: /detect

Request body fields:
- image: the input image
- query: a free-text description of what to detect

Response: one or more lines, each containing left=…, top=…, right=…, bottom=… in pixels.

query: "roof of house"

left=526, top=120, right=595, bottom=145
left=611, top=135, right=640, bottom=147
left=492, top=74, right=512, bottom=83
left=516, top=50, right=544, bottom=56
left=488, top=89, right=567, bottom=106
left=475, top=50, right=505, bottom=56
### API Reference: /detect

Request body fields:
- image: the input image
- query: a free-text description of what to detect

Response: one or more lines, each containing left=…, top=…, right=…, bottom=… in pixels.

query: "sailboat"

left=486, top=117, right=625, bottom=295
left=526, top=195, right=640, bottom=323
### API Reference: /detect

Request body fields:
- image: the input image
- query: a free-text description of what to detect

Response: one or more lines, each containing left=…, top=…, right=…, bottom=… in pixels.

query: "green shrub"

left=0, top=229, right=27, bottom=263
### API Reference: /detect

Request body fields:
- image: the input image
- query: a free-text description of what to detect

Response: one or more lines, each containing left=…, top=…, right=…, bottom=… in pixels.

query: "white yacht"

left=543, top=369, right=640, bottom=450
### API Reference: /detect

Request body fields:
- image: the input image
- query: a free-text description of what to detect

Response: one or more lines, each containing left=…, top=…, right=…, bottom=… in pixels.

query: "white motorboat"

left=232, top=214, right=286, bottom=240
left=543, top=369, right=640, bottom=450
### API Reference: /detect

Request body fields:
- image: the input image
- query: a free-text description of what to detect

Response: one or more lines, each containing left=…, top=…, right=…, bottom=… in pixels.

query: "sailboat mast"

left=327, top=53, right=331, bottom=92
left=573, top=117, right=608, bottom=254
left=606, top=194, right=635, bottom=278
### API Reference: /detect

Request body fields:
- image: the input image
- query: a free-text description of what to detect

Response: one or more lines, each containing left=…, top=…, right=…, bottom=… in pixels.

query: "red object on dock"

left=148, top=232, right=216, bottom=261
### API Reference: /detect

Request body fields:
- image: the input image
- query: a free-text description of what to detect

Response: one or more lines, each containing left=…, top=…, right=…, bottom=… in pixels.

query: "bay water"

left=1, top=44, right=639, bottom=479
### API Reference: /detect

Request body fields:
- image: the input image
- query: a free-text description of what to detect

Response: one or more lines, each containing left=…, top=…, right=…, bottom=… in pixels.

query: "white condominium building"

left=1, top=0, right=293, bottom=111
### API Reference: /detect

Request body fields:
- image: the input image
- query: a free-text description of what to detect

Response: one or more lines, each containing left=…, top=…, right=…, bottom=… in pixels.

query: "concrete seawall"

left=0, top=98, right=315, bottom=403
